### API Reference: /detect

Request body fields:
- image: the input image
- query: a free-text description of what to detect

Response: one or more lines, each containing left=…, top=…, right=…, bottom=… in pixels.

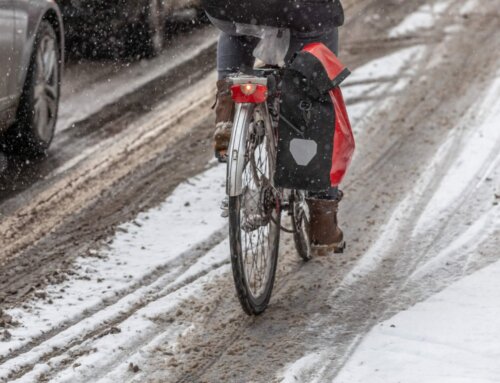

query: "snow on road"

left=342, top=45, right=424, bottom=129
left=277, top=6, right=500, bottom=381
left=0, top=164, right=227, bottom=382
left=414, top=73, right=500, bottom=234
left=344, top=70, right=500, bottom=287
left=280, top=352, right=327, bottom=383
left=1, top=1, right=499, bottom=381
left=0, top=44, right=408, bottom=381
left=333, top=259, right=500, bottom=383
left=389, top=0, right=450, bottom=38
left=404, top=72, right=500, bottom=283
left=279, top=47, right=500, bottom=383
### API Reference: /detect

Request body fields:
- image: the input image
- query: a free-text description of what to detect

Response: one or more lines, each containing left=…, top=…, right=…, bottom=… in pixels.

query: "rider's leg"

left=214, top=32, right=259, bottom=160
left=289, top=27, right=345, bottom=252
left=307, top=190, right=345, bottom=253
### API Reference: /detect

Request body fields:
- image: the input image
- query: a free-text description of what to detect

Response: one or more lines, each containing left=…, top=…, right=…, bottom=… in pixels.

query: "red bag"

left=302, top=43, right=355, bottom=186
left=275, top=43, right=355, bottom=190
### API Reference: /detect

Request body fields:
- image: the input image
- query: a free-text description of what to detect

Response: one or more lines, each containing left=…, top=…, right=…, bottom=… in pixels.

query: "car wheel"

left=136, top=0, right=165, bottom=57
left=4, top=20, right=60, bottom=157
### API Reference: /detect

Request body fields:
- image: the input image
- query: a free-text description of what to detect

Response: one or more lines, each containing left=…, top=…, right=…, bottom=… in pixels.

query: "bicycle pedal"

left=220, top=196, right=228, bottom=209
left=220, top=197, right=229, bottom=218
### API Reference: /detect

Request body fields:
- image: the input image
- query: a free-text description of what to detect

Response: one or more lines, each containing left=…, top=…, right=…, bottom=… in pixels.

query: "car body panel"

left=59, top=0, right=201, bottom=30
left=0, top=0, right=16, bottom=130
left=12, top=0, right=64, bottom=100
left=0, top=0, right=64, bottom=134
left=0, top=1, right=15, bottom=104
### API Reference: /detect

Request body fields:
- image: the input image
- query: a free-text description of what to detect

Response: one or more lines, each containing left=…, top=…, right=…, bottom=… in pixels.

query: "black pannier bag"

left=202, top=0, right=344, bottom=31
left=274, top=42, right=355, bottom=191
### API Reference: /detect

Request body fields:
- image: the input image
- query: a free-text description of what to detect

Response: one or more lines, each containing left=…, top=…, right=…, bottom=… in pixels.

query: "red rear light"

left=231, top=84, right=268, bottom=104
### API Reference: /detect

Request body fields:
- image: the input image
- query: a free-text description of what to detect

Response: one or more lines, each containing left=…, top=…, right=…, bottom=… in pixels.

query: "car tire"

left=3, top=20, right=60, bottom=157
left=135, top=0, right=165, bottom=57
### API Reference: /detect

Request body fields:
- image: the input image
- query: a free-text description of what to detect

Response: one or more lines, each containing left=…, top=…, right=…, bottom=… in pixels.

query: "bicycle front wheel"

left=228, top=108, right=281, bottom=315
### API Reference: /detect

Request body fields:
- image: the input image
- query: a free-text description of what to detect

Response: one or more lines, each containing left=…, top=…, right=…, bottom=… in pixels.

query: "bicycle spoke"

left=239, top=125, right=276, bottom=298
left=228, top=97, right=281, bottom=314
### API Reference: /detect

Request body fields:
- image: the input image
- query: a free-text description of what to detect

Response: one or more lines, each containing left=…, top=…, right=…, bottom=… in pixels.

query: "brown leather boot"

left=307, top=193, right=345, bottom=255
left=214, top=79, right=235, bottom=162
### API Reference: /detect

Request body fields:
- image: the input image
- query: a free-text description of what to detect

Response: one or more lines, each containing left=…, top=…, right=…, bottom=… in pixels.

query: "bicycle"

left=224, top=69, right=314, bottom=315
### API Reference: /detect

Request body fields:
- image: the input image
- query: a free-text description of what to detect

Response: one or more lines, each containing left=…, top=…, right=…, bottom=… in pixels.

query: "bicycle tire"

left=227, top=104, right=281, bottom=315
left=291, top=191, right=313, bottom=262
left=228, top=196, right=280, bottom=315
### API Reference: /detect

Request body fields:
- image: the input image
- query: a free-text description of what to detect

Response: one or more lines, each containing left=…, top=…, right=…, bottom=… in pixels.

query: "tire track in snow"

left=275, top=4, right=500, bottom=381
left=146, top=10, right=458, bottom=382
left=0, top=165, right=230, bottom=382
left=0, top=73, right=216, bottom=266
left=3, top=1, right=499, bottom=382
left=1, top=227, right=227, bottom=380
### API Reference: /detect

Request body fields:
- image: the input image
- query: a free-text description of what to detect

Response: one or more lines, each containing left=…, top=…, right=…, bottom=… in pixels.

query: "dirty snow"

left=409, top=208, right=500, bottom=282
left=0, top=44, right=398, bottom=381
left=414, top=74, right=500, bottom=233
left=333, top=259, right=500, bottom=383
left=280, top=34, right=500, bottom=383
left=0, top=164, right=227, bottom=381
left=330, top=70, right=500, bottom=381
left=339, top=66, right=500, bottom=287
left=334, top=100, right=456, bottom=287
left=460, top=0, right=479, bottom=15
left=280, top=352, right=326, bottom=383
left=389, top=1, right=450, bottom=38
left=2, top=5, right=499, bottom=381
left=342, top=46, right=424, bottom=127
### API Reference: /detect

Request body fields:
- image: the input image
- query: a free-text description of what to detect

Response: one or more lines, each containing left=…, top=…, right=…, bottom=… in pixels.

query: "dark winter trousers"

left=217, top=27, right=339, bottom=79
left=215, top=22, right=340, bottom=200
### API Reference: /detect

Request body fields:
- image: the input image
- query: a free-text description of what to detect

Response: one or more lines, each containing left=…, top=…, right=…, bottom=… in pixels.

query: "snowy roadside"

left=333, top=259, right=500, bottom=383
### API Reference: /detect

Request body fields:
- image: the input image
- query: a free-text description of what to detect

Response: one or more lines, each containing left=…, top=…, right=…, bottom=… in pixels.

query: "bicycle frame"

left=226, top=77, right=278, bottom=197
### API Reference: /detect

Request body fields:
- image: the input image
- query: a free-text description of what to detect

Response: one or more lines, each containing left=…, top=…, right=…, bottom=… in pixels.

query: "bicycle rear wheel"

left=228, top=110, right=281, bottom=315
left=291, top=190, right=313, bottom=262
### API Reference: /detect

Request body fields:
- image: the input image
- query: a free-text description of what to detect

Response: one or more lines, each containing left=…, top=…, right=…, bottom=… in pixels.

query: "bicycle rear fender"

left=227, top=103, right=255, bottom=197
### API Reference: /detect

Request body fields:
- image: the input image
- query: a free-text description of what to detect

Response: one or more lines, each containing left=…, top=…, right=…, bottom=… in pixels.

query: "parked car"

left=59, top=0, right=201, bottom=57
left=0, top=0, right=64, bottom=157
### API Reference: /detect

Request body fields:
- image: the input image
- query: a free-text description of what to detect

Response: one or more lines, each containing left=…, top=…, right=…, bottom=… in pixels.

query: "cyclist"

left=203, top=0, right=346, bottom=253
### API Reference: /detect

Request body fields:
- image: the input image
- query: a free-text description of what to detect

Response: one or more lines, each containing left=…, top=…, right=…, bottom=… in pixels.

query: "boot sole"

left=313, top=241, right=346, bottom=256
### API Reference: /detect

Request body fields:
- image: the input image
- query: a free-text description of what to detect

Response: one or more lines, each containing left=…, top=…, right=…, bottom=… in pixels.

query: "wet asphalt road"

left=0, top=1, right=499, bottom=382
